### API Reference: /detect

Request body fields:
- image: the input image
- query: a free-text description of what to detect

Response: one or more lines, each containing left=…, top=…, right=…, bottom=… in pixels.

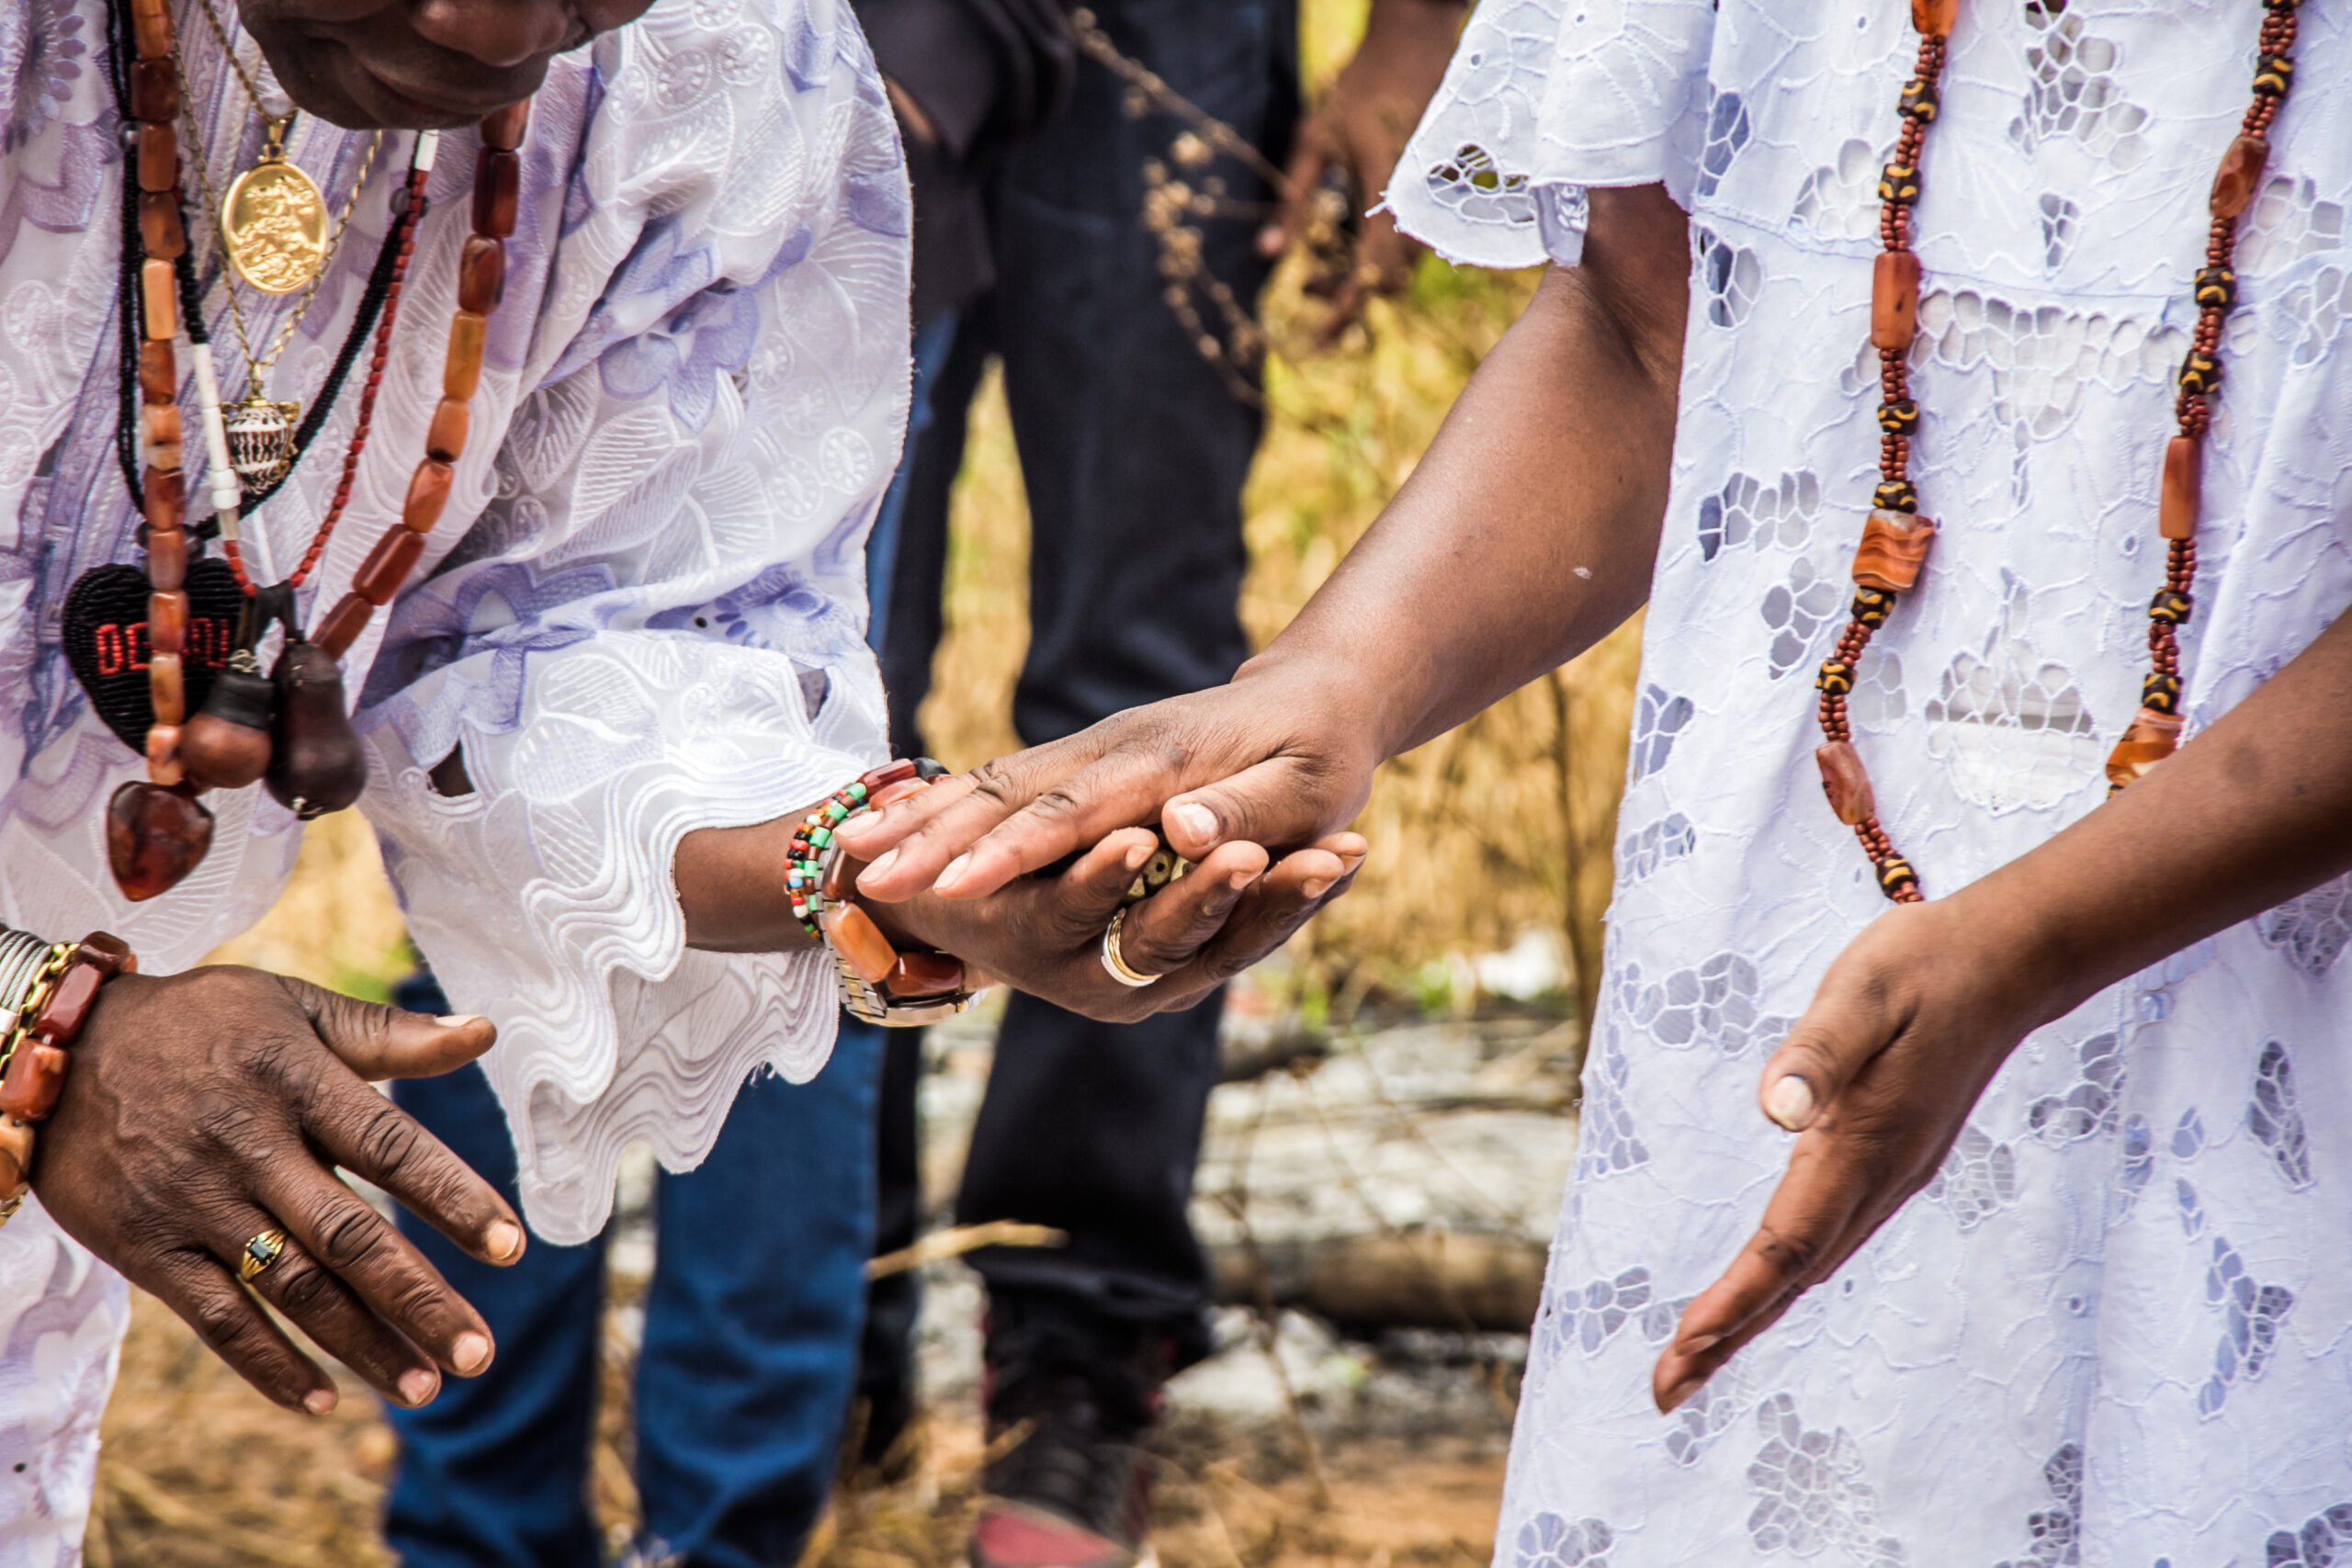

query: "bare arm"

left=843, top=184, right=1693, bottom=896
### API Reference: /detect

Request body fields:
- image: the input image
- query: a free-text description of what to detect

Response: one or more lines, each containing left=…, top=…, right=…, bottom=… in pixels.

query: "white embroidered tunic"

left=0, top=0, right=905, bottom=1552
left=1392, top=1, right=2352, bottom=1561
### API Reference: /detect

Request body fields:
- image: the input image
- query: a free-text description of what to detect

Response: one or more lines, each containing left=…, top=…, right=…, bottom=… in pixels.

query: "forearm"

left=1246, top=186, right=1690, bottom=761
left=1961, top=608, right=2352, bottom=1027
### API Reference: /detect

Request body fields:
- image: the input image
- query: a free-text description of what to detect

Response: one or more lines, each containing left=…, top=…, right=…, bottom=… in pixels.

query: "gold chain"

left=0, top=946, right=72, bottom=1087
left=173, top=8, right=384, bottom=391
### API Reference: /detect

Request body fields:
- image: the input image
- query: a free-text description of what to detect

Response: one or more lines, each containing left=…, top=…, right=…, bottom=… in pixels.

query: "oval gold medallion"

left=220, top=158, right=328, bottom=294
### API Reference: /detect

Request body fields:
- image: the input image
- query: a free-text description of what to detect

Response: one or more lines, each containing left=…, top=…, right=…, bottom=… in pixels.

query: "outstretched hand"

left=36, top=970, right=524, bottom=1416
left=1651, top=899, right=2050, bottom=1413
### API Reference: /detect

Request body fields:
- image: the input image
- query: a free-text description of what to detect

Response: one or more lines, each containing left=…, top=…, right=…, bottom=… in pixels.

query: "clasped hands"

left=837, top=671, right=2063, bottom=1420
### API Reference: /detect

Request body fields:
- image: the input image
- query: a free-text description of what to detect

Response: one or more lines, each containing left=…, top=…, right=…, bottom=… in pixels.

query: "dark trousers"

left=870, top=0, right=1296, bottom=1346
left=384, top=979, right=883, bottom=1568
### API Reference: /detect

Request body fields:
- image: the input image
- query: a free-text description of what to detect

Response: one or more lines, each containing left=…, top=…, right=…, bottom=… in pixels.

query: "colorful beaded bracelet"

left=787, top=760, right=987, bottom=1027
left=0, top=931, right=137, bottom=1223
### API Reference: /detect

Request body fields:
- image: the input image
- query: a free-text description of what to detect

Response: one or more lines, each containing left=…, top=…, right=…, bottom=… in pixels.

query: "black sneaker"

left=966, top=1304, right=1175, bottom=1568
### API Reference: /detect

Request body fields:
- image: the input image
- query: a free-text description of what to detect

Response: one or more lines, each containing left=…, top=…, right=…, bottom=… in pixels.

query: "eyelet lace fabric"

left=1394, top=2, right=2352, bottom=1560
left=0, top=0, right=905, bottom=1529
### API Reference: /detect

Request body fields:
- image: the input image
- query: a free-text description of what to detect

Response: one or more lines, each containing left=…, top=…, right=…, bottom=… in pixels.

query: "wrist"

left=1235, top=639, right=1418, bottom=773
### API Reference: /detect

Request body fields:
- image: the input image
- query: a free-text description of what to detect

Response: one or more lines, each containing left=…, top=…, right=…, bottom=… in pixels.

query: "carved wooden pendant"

left=264, top=640, right=368, bottom=819
left=106, top=780, right=215, bottom=900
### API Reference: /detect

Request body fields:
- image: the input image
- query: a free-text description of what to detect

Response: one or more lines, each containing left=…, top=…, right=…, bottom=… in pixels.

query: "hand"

left=34, top=969, right=526, bottom=1416
left=866, top=824, right=1366, bottom=1024
left=1260, top=0, right=1466, bottom=344
left=838, top=665, right=1381, bottom=906
left=1650, top=898, right=2057, bottom=1413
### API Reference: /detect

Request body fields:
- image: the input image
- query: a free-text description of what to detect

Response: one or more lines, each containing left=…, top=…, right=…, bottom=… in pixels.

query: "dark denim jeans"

left=383, top=975, right=883, bottom=1568
left=871, top=0, right=1297, bottom=1340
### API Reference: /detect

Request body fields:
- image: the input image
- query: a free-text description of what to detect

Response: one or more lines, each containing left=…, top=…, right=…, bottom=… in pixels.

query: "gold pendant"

left=220, top=121, right=327, bottom=294
left=224, top=392, right=300, bottom=491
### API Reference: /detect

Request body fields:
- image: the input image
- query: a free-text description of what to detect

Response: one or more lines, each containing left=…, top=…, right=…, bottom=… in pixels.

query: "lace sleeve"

left=351, top=0, right=911, bottom=1243
left=1384, top=0, right=1716, bottom=267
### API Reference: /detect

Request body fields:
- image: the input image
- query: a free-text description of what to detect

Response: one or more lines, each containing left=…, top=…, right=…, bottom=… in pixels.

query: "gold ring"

left=1099, top=908, right=1160, bottom=988
left=238, top=1228, right=290, bottom=1282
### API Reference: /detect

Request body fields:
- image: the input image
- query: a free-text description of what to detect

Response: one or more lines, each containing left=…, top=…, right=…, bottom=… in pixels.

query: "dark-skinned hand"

left=863, top=821, right=1368, bottom=1025
left=34, top=968, right=526, bottom=1416
left=1261, top=0, right=1467, bottom=344
left=835, top=671, right=1381, bottom=911
left=1650, top=898, right=2042, bottom=1413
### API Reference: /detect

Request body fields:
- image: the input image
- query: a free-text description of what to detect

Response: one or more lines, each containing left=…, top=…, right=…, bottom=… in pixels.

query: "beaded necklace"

left=89, top=0, right=527, bottom=902
left=1810, top=0, right=2301, bottom=903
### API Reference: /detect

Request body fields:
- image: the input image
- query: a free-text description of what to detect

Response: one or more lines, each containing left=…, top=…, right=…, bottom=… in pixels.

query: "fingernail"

left=859, top=848, right=899, bottom=886
left=1125, top=841, right=1154, bottom=871
left=435, top=1014, right=484, bottom=1030
left=304, top=1387, right=338, bottom=1416
left=1657, top=1372, right=1707, bottom=1414
left=452, top=1332, right=492, bottom=1374
left=1228, top=869, right=1257, bottom=892
left=486, top=1221, right=524, bottom=1261
left=1678, top=1331, right=1725, bottom=1358
left=1766, top=1075, right=1815, bottom=1131
left=934, top=852, right=971, bottom=893
left=399, top=1367, right=439, bottom=1407
left=1170, top=803, right=1217, bottom=843
left=1301, top=877, right=1331, bottom=899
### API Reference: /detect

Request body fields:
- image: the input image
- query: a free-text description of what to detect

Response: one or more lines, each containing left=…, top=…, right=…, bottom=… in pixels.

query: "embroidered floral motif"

left=1747, top=1393, right=1907, bottom=1565
left=0, top=0, right=86, bottom=154
left=1993, top=1444, right=2083, bottom=1568
left=2256, top=875, right=2352, bottom=976
left=2247, top=1040, right=2312, bottom=1190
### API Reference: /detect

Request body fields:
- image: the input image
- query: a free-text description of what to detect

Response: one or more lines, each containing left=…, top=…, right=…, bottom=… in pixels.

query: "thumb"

left=1756, top=942, right=1908, bottom=1134
left=1160, top=754, right=1365, bottom=862
left=281, top=977, right=498, bottom=1082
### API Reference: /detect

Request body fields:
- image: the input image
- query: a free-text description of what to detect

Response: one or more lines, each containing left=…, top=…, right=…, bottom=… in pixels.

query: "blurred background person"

left=850, top=4, right=1464, bottom=1566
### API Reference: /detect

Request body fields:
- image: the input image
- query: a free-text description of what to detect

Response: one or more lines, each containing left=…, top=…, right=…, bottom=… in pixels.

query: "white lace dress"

left=0, top=0, right=904, bottom=1554
left=1390, top=2, right=2352, bottom=1561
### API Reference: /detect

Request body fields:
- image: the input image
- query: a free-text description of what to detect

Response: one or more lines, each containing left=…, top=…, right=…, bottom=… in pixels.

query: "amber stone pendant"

left=107, top=781, right=216, bottom=901
left=264, top=641, right=368, bottom=819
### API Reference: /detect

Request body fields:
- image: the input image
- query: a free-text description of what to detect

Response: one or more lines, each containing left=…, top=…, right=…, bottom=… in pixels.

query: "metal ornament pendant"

left=220, top=130, right=328, bottom=294
left=223, top=393, right=300, bottom=492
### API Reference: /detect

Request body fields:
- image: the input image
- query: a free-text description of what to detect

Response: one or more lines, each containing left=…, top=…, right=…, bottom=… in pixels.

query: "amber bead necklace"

left=98, top=0, right=527, bottom=901
left=1811, top=0, right=2301, bottom=904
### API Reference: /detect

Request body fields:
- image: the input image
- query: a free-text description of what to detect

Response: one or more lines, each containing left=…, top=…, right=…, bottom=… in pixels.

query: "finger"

left=141, top=1251, right=339, bottom=1415
left=1114, top=841, right=1275, bottom=976
left=1159, top=754, right=1360, bottom=862
left=1755, top=941, right=1910, bottom=1133
left=299, top=1069, right=526, bottom=1268
left=250, top=1156, right=497, bottom=1382
left=835, top=771, right=978, bottom=858
left=1048, top=828, right=1169, bottom=936
left=282, top=975, right=497, bottom=1081
left=1260, top=116, right=1335, bottom=258
left=1650, top=1132, right=1877, bottom=1413
left=1148, top=842, right=1364, bottom=1005
left=206, top=1203, right=447, bottom=1408
left=864, top=747, right=1194, bottom=903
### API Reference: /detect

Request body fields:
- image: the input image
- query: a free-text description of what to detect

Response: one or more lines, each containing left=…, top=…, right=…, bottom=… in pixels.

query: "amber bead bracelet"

left=0, top=931, right=137, bottom=1224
